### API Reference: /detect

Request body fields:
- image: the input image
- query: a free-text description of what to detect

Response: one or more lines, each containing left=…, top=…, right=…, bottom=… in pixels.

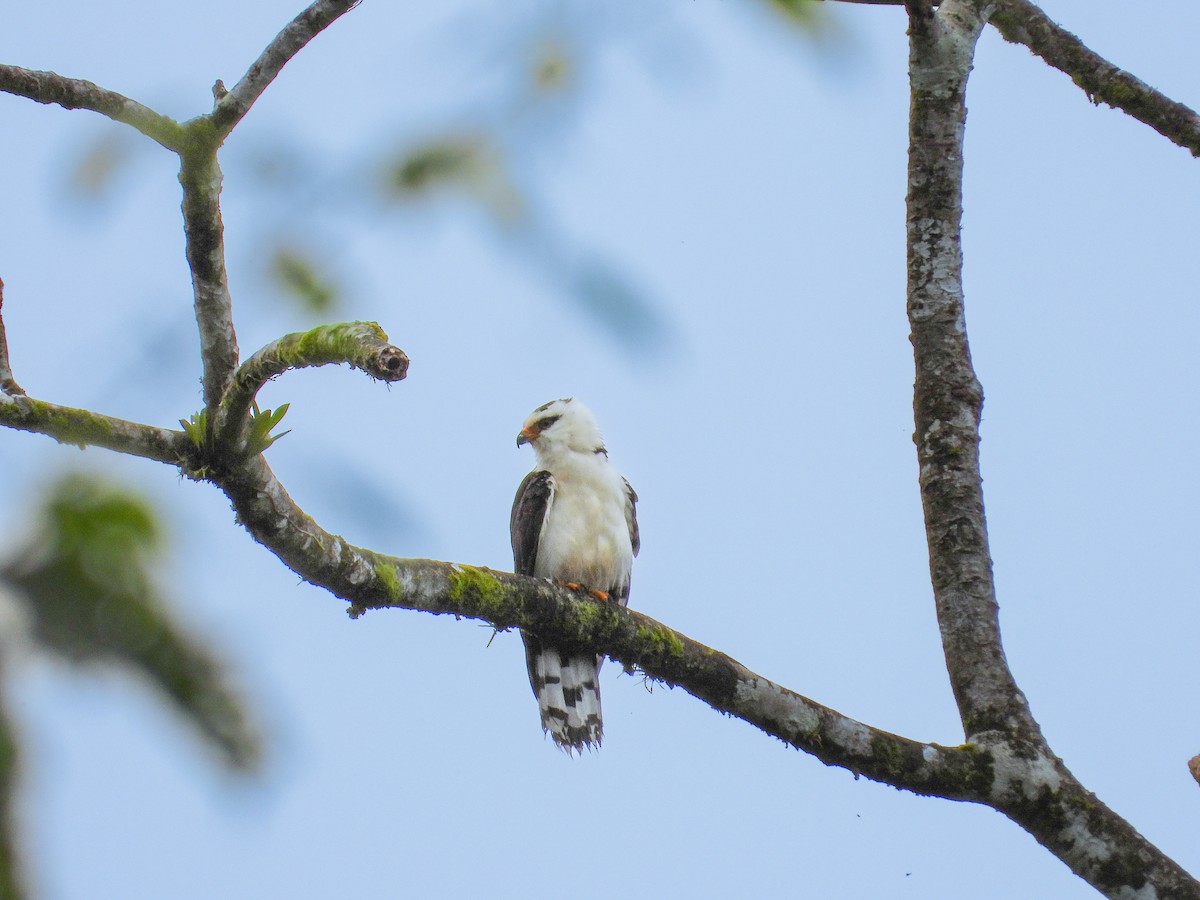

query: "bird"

left=510, top=398, right=639, bottom=752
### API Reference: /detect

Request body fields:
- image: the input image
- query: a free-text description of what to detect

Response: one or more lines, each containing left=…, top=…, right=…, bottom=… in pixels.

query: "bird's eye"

left=537, top=415, right=561, bottom=430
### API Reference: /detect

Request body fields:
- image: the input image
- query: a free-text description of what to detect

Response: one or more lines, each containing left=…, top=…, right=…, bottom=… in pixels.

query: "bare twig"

left=211, top=0, right=362, bottom=137
left=0, top=279, right=23, bottom=396
left=989, top=0, right=1200, bottom=156
left=0, top=65, right=184, bottom=151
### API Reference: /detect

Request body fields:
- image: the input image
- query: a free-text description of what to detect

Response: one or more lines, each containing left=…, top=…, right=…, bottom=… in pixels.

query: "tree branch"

left=0, top=65, right=184, bottom=152
left=217, top=321, right=409, bottom=449
left=211, top=0, right=362, bottom=137
left=908, top=0, right=1028, bottom=740
left=179, top=133, right=239, bottom=416
left=0, top=393, right=192, bottom=466
left=989, top=0, right=1200, bottom=157
left=212, top=451, right=989, bottom=797
left=906, top=3, right=1199, bottom=895
left=0, top=279, right=22, bottom=397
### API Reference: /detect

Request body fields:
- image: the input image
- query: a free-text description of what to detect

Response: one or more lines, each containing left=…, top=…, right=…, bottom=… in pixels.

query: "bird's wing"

left=624, top=477, right=640, bottom=558
left=510, top=469, right=554, bottom=576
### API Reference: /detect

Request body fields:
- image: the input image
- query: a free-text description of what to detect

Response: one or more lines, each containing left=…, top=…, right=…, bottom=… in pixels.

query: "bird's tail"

left=523, top=635, right=604, bottom=752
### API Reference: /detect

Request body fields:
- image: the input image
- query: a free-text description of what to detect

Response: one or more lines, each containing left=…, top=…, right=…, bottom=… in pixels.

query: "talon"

left=564, top=581, right=582, bottom=590
left=589, top=589, right=610, bottom=601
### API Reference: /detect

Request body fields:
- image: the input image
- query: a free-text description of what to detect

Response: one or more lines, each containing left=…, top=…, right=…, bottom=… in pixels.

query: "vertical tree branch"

left=905, top=3, right=1200, bottom=895
left=179, top=134, right=239, bottom=413
left=906, top=0, right=1035, bottom=740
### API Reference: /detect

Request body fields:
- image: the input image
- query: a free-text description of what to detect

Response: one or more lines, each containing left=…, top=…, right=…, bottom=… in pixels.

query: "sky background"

left=1, top=1, right=1199, bottom=897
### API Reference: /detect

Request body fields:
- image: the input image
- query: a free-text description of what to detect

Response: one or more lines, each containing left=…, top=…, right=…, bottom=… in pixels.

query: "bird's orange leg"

left=561, top=581, right=610, bottom=602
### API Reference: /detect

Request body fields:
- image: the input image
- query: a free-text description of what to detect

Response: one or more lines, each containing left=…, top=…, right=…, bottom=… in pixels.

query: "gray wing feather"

left=511, top=470, right=553, bottom=575
left=624, top=478, right=640, bottom=558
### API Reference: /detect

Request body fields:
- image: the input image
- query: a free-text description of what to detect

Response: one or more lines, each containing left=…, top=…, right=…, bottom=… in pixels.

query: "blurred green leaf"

left=1, top=474, right=262, bottom=771
left=270, top=247, right=339, bottom=313
left=387, top=136, right=486, bottom=195
left=764, top=0, right=825, bottom=30
left=0, top=684, right=24, bottom=900
left=68, top=132, right=135, bottom=198
left=531, top=39, right=573, bottom=92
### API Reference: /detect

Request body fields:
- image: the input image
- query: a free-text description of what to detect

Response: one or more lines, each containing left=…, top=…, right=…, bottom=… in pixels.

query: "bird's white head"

left=517, top=398, right=606, bottom=460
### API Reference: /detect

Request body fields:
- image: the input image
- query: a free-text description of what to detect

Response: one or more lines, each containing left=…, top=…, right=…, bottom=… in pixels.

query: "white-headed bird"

left=511, top=398, right=639, bottom=752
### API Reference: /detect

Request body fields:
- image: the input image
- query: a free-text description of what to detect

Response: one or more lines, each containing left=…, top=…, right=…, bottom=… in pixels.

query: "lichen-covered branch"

left=905, top=3, right=1199, bottom=895
left=0, top=64, right=184, bottom=152
left=211, top=0, right=363, bottom=137
left=179, top=134, right=239, bottom=415
left=218, top=321, right=408, bottom=447
left=907, top=0, right=1030, bottom=740
left=989, top=0, right=1200, bottom=157
left=0, top=393, right=192, bottom=466
left=0, top=279, right=22, bottom=396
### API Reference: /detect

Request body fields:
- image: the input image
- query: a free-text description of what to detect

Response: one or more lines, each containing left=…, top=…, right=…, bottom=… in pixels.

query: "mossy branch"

left=0, top=64, right=185, bottom=151
left=0, top=393, right=192, bottom=466
left=214, top=453, right=988, bottom=798
left=217, top=321, right=408, bottom=449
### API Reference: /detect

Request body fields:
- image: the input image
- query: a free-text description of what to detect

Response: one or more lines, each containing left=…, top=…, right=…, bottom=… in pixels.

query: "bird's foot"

left=561, top=582, right=610, bottom=602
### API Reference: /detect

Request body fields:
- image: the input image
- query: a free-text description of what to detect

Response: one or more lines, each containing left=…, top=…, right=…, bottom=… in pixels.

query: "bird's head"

left=517, top=398, right=606, bottom=457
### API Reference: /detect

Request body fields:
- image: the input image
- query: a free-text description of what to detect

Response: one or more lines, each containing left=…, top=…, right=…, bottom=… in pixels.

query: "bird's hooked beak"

left=517, top=425, right=538, bottom=447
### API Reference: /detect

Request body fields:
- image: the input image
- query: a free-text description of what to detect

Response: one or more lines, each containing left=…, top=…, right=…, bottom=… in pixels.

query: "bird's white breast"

left=534, top=455, right=633, bottom=597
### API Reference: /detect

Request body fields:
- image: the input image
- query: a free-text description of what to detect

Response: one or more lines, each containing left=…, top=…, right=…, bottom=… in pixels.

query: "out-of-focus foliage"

left=67, top=131, right=138, bottom=200
left=765, top=0, right=825, bottom=31
left=388, top=135, right=489, bottom=196
left=0, top=688, right=21, bottom=900
left=0, top=474, right=262, bottom=772
left=270, top=246, right=338, bottom=313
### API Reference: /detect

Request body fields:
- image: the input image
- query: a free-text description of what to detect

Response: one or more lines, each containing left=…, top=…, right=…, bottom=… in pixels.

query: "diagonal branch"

left=216, top=451, right=990, bottom=798
left=989, top=0, right=1200, bottom=156
left=0, top=65, right=185, bottom=152
left=211, top=0, right=363, bottom=137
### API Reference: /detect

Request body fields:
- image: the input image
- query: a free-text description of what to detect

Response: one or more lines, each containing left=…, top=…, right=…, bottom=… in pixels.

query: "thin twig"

left=0, top=65, right=184, bottom=151
left=0, top=279, right=23, bottom=396
left=211, top=0, right=363, bottom=137
left=990, top=0, right=1200, bottom=156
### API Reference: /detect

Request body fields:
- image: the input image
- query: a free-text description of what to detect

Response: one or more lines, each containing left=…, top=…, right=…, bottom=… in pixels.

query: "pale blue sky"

left=1, top=2, right=1198, bottom=897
